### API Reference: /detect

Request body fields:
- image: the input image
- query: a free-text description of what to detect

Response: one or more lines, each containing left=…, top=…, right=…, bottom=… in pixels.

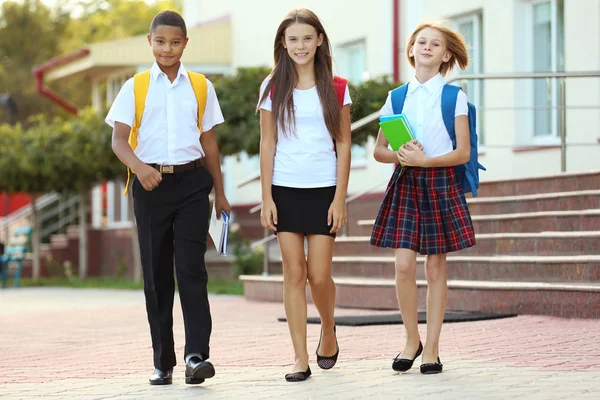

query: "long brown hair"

left=258, top=8, right=342, bottom=141
left=406, top=22, right=469, bottom=76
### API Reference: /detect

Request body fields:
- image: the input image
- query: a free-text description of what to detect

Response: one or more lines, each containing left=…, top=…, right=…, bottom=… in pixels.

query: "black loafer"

left=285, top=366, right=312, bottom=382
left=392, top=341, right=423, bottom=372
left=149, top=368, right=173, bottom=385
left=420, top=357, right=443, bottom=374
left=185, top=356, right=215, bottom=384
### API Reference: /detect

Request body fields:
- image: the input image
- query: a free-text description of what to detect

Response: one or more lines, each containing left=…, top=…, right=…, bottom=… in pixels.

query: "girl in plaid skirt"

left=370, top=22, right=476, bottom=374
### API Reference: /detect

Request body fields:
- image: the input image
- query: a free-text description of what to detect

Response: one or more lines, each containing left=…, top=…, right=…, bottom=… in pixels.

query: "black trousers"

left=132, top=166, right=213, bottom=370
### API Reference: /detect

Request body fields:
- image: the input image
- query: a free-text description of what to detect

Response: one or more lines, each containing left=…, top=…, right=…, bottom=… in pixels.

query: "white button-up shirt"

left=381, top=73, right=468, bottom=158
left=106, top=62, right=224, bottom=165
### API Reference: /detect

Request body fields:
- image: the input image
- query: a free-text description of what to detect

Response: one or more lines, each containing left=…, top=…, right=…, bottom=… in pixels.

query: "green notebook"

left=379, top=115, right=415, bottom=151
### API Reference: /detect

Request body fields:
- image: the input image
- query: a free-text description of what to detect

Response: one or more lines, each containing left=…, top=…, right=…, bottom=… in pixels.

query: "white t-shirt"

left=380, top=73, right=468, bottom=158
left=259, top=78, right=352, bottom=188
left=105, top=62, right=224, bottom=165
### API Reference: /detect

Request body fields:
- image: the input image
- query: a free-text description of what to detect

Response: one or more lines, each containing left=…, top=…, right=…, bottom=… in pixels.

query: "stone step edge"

left=268, top=255, right=600, bottom=264
left=239, top=274, right=600, bottom=293
left=336, top=231, right=600, bottom=242
left=479, top=169, right=600, bottom=185
left=357, top=209, right=600, bottom=226
left=467, top=189, right=600, bottom=204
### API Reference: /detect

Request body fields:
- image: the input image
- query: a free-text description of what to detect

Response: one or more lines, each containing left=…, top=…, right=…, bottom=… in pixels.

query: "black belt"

left=149, top=158, right=205, bottom=174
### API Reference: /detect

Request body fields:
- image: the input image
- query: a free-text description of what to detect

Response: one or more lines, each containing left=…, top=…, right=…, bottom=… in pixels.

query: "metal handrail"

left=250, top=70, right=600, bottom=273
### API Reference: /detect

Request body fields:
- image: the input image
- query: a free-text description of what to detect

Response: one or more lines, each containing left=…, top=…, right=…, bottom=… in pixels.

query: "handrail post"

left=560, top=77, right=567, bottom=172
left=262, top=227, right=269, bottom=276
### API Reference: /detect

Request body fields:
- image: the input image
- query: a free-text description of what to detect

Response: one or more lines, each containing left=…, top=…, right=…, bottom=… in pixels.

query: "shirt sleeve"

left=201, top=79, right=225, bottom=132
left=380, top=91, right=394, bottom=117
left=455, top=89, right=469, bottom=117
left=105, top=78, right=135, bottom=128
left=343, top=83, right=352, bottom=106
left=257, top=77, right=272, bottom=112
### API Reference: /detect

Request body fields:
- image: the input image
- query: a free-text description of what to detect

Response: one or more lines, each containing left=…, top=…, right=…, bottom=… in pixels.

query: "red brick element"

left=241, top=171, right=600, bottom=319
left=334, top=233, right=600, bottom=257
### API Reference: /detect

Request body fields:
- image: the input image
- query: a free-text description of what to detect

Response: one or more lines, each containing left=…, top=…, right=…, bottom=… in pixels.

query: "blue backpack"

left=391, top=83, right=486, bottom=197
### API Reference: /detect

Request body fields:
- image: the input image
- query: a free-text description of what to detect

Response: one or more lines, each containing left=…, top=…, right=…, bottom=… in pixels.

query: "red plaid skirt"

left=370, top=165, right=475, bottom=255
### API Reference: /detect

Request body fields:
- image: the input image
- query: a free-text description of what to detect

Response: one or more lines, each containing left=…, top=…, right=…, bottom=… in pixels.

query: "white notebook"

left=208, top=206, right=229, bottom=256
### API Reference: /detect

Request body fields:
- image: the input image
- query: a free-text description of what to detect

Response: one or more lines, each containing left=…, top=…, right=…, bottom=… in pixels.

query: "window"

left=532, top=0, right=564, bottom=137
left=336, top=39, right=367, bottom=85
left=336, top=39, right=369, bottom=167
left=454, top=13, right=484, bottom=144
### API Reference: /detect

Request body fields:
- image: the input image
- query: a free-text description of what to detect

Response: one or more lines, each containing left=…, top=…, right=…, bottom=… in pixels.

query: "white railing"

left=243, top=70, right=600, bottom=276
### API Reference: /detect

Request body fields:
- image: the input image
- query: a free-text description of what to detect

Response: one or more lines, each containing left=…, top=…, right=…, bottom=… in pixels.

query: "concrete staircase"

left=240, top=170, right=600, bottom=318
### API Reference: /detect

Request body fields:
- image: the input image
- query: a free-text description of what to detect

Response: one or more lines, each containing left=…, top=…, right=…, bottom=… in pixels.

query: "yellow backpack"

left=123, top=69, right=208, bottom=195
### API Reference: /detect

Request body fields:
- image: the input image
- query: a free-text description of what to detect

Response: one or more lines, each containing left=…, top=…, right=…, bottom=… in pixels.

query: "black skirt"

left=271, top=185, right=337, bottom=237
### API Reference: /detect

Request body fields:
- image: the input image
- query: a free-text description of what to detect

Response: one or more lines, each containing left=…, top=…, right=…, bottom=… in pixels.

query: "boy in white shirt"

left=106, top=10, right=230, bottom=386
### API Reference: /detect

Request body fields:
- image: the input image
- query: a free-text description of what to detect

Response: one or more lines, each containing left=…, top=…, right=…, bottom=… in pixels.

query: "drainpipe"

left=32, top=48, right=90, bottom=115
left=393, top=0, right=400, bottom=82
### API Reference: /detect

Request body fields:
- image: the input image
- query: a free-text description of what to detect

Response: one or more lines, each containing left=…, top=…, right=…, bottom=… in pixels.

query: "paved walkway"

left=1, top=288, right=599, bottom=399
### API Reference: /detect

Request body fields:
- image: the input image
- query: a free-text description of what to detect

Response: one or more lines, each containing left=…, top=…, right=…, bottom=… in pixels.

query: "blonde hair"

left=406, top=22, right=469, bottom=76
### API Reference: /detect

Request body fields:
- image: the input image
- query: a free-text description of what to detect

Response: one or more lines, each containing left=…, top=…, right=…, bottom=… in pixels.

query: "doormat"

left=277, top=311, right=517, bottom=326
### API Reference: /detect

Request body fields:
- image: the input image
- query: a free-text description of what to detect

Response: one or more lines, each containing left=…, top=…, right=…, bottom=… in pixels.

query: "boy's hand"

left=214, top=193, right=231, bottom=219
left=136, top=164, right=162, bottom=191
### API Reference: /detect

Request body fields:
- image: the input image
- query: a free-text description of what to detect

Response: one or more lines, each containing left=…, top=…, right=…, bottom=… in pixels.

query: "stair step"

left=263, top=254, right=600, bottom=283
left=477, top=170, right=600, bottom=197
left=357, top=209, right=600, bottom=234
left=466, top=190, right=600, bottom=215
left=239, top=274, right=600, bottom=318
left=334, top=231, right=600, bottom=257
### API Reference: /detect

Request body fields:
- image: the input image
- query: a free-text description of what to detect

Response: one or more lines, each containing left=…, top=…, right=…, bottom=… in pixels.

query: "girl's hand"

left=398, top=142, right=429, bottom=167
left=410, top=139, right=424, bottom=152
left=260, top=198, right=278, bottom=231
left=328, top=198, right=347, bottom=234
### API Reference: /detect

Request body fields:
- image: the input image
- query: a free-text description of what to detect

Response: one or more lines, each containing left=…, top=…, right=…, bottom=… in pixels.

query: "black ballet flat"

left=392, top=341, right=423, bottom=372
left=420, top=357, right=443, bottom=374
left=285, top=366, right=312, bottom=382
left=316, top=325, right=339, bottom=370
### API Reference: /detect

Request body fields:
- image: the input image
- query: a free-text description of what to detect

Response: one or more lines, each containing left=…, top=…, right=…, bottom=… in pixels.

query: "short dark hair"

left=149, top=10, right=187, bottom=37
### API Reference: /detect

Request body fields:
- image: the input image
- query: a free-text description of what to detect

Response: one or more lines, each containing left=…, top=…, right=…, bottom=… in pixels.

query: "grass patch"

left=17, top=277, right=243, bottom=295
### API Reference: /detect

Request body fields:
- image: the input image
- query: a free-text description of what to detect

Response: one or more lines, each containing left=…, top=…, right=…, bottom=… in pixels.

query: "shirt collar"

left=408, top=73, right=445, bottom=94
left=149, top=61, right=188, bottom=81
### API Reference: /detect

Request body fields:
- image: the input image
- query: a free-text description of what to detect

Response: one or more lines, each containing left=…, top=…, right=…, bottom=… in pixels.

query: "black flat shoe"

left=392, top=341, right=423, bottom=372
left=185, top=356, right=215, bottom=384
left=420, top=357, right=443, bottom=374
left=316, top=325, right=339, bottom=370
left=149, top=368, right=173, bottom=385
left=285, top=366, right=312, bottom=382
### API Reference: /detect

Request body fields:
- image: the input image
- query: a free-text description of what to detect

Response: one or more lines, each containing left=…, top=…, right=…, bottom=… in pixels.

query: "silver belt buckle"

left=159, top=165, right=174, bottom=174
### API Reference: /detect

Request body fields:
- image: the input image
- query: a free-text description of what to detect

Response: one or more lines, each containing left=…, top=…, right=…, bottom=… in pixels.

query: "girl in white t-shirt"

left=257, top=8, right=352, bottom=382
left=371, top=22, right=476, bottom=375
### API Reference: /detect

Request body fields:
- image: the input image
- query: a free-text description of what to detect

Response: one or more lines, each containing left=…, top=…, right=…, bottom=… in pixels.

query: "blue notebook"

left=209, top=206, right=230, bottom=256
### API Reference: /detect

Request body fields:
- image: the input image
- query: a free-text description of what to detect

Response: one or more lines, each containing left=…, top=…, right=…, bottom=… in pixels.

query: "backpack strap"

left=187, top=71, right=208, bottom=133
left=333, top=76, right=348, bottom=107
left=124, top=70, right=151, bottom=196
left=390, top=83, right=409, bottom=114
left=441, top=84, right=461, bottom=148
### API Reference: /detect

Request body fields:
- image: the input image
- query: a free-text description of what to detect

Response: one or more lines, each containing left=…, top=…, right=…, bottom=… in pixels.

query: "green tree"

left=0, top=0, right=182, bottom=125
left=213, top=67, right=270, bottom=156
left=0, top=0, right=71, bottom=123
